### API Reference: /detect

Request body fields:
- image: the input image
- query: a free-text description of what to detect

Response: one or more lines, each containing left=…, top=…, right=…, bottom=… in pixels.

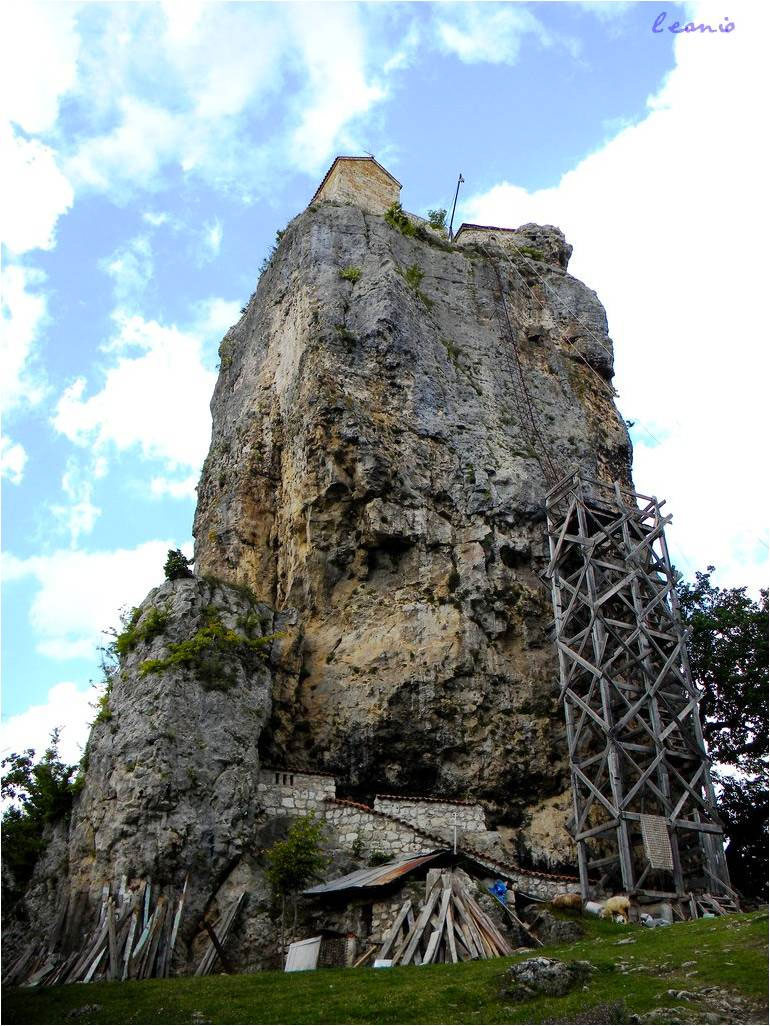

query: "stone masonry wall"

left=373, top=796, right=487, bottom=836
left=323, top=798, right=576, bottom=900
left=317, top=160, right=400, bottom=215
left=453, top=222, right=573, bottom=269
left=256, top=769, right=336, bottom=817
left=325, top=800, right=432, bottom=858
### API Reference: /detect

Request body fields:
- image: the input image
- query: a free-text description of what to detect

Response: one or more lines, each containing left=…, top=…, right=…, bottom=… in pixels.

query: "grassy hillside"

left=3, top=910, right=767, bottom=1025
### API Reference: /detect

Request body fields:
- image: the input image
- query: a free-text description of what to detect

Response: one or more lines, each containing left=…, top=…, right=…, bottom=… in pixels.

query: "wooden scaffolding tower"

left=544, top=470, right=736, bottom=910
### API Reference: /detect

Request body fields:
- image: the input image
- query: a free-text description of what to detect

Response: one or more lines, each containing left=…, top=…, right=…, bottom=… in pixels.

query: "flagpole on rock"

left=448, top=173, right=465, bottom=241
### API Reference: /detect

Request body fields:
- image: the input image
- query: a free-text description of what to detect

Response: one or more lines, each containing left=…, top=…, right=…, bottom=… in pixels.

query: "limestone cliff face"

left=193, top=201, right=632, bottom=835
left=11, top=578, right=281, bottom=971
left=6, top=198, right=633, bottom=974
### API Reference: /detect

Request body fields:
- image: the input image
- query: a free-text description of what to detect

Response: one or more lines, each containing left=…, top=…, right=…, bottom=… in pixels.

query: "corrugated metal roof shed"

left=303, top=852, right=442, bottom=895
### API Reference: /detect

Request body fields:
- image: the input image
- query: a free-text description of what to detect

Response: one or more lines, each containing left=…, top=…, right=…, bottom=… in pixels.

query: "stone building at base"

left=257, top=768, right=578, bottom=903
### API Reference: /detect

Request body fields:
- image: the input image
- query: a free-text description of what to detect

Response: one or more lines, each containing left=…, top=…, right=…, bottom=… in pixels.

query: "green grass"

left=3, top=911, right=766, bottom=1025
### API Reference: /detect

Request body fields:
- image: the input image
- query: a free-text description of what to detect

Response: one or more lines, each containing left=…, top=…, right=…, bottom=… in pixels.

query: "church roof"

left=310, top=155, right=402, bottom=204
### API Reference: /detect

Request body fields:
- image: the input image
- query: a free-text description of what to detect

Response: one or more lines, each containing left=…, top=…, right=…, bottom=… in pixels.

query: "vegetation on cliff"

left=1, top=730, right=81, bottom=899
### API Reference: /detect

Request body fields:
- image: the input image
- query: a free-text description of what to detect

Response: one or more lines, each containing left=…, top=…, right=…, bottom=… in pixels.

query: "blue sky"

left=2, top=1, right=766, bottom=764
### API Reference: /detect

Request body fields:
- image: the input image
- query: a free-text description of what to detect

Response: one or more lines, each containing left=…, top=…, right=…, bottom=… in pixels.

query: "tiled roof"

left=375, top=793, right=481, bottom=808
left=453, top=222, right=519, bottom=239
left=310, top=155, right=402, bottom=205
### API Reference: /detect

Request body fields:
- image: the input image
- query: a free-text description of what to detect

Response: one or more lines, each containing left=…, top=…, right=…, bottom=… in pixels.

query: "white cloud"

left=65, top=97, right=186, bottom=193
left=285, top=4, right=386, bottom=171
left=48, top=457, right=103, bottom=544
left=191, top=297, right=241, bottom=340
left=199, top=218, right=223, bottom=263
left=0, top=263, right=49, bottom=414
left=1, top=682, right=94, bottom=766
left=37, top=639, right=98, bottom=662
left=0, top=124, right=74, bottom=255
left=462, top=1, right=768, bottom=591
left=142, top=210, right=172, bottom=227
left=149, top=473, right=198, bottom=500
left=53, top=312, right=217, bottom=472
left=577, top=2, right=634, bottom=23
left=3, top=539, right=184, bottom=658
left=101, top=235, right=154, bottom=307
left=0, top=1, right=80, bottom=134
left=0, top=437, right=27, bottom=484
left=433, top=4, right=572, bottom=64
left=36, top=3, right=393, bottom=202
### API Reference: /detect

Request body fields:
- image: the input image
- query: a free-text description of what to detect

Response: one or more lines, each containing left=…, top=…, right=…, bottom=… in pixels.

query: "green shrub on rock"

left=339, top=265, right=362, bottom=283
left=164, top=548, right=193, bottom=581
left=384, top=201, right=416, bottom=237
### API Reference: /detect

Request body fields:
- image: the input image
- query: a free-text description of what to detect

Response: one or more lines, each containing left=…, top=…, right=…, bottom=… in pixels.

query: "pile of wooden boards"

left=376, top=872, right=513, bottom=966
left=194, top=893, right=245, bottom=976
left=3, top=876, right=188, bottom=988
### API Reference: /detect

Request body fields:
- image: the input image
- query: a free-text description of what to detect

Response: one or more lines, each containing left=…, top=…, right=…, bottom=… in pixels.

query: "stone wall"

left=325, top=799, right=432, bottom=857
left=453, top=221, right=573, bottom=269
left=323, top=798, right=576, bottom=900
left=316, top=159, right=400, bottom=214
left=373, top=796, right=487, bottom=837
left=256, top=768, right=336, bottom=817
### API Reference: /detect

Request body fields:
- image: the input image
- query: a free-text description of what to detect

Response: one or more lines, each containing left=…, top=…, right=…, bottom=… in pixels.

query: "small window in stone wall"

left=274, top=773, right=280, bottom=784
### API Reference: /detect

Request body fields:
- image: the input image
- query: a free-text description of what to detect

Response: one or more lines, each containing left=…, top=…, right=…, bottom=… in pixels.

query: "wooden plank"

left=352, top=945, right=376, bottom=968
left=422, top=929, right=441, bottom=965
left=390, top=906, right=417, bottom=966
left=143, top=880, right=152, bottom=930
left=127, top=914, right=154, bottom=979
left=398, top=882, right=442, bottom=967
left=445, top=906, right=458, bottom=964
left=122, top=912, right=138, bottom=981
left=142, top=898, right=168, bottom=978
left=67, top=920, right=109, bottom=983
left=423, top=889, right=452, bottom=964
left=377, top=900, right=412, bottom=960
left=195, top=894, right=243, bottom=977
left=201, top=918, right=233, bottom=974
left=165, top=876, right=188, bottom=978
left=450, top=896, right=479, bottom=958
left=83, top=946, right=107, bottom=983
left=451, top=892, right=487, bottom=958
left=107, top=898, right=119, bottom=980
left=467, top=899, right=511, bottom=955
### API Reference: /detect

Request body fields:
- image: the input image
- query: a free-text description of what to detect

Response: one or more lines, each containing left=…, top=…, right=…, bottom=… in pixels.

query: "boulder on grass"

left=501, top=956, right=593, bottom=1001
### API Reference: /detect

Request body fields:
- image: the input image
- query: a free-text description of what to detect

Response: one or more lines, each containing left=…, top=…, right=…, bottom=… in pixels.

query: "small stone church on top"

left=310, top=155, right=402, bottom=214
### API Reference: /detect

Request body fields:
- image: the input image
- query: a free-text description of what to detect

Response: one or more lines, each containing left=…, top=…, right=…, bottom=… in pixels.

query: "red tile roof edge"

left=324, top=798, right=578, bottom=884
left=375, top=793, right=481, bottom=808
left=310, top=156, right=402, bottom=205
left=454, top=222, right=519, bottom=238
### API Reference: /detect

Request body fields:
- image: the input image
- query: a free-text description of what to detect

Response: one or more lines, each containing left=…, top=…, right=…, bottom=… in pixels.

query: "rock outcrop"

left=7, top=190, right=635, bottom=972
left=193, top=199, right=630, bottom=826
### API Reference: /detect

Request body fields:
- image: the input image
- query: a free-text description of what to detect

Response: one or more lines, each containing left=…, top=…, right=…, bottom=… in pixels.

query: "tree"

left=1, top=729, right=80, bottom=898
left=677, top=567, right=768, bottom=901
left=427, top=208, right=447, bottom=231
left=264, top=814, right=327, bottom=957
left=164, top=548, right=193, bottom=581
